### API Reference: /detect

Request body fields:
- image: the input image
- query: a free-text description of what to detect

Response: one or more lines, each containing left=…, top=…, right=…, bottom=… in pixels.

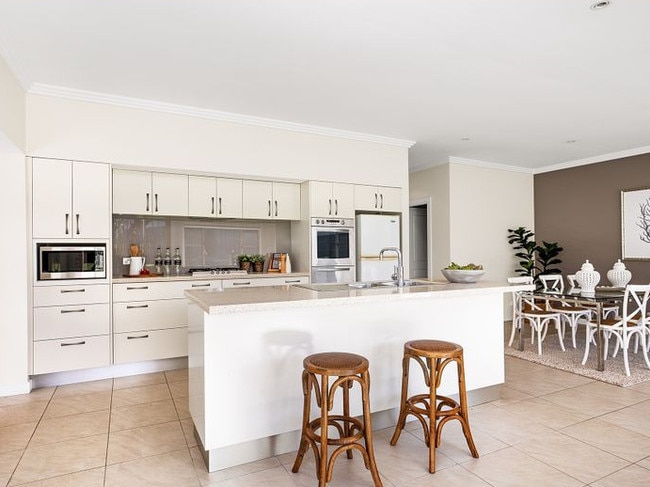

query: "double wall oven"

left=310, top=217, right=355, bottom=283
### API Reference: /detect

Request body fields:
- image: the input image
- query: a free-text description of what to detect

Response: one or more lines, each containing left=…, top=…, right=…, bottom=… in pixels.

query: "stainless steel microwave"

left=37, top=243, right=107, bottom=281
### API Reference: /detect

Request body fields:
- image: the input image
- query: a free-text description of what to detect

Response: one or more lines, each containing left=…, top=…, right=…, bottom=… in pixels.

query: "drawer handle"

left=60, top=289, right=85, bottom=293
left=126, top=304, right=149, bottom=309
left=61, top=341, right=86, bottom=347
left=232, top=281, right=251, bottom=286
left=126, top=286, right=149, bottom=290
left=60, top=308, right=86, bottom=314
left=192, top=283, right=211, bottom=288
left=127, top=334, right=149, bottom=340
left=284, top=279, right=301, bottom=284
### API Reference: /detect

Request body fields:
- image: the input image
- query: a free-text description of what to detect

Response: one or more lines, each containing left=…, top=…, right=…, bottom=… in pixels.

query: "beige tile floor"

left=1, top=359, right=650, bottom=486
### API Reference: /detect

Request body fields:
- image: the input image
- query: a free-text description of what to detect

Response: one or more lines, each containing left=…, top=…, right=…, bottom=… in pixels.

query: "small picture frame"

left=621, top=187, right=650, bottom=260
left=268, top=253, right=282, bottom=272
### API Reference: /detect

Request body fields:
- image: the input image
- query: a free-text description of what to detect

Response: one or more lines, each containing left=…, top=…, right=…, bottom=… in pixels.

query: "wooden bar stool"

left=390, top=340, right=479, bottom=473
left=292, top=352, right=383, bottom=487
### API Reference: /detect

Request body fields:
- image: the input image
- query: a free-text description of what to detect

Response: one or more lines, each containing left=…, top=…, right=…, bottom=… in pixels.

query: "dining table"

left=516, top=287, right=625, bottom=372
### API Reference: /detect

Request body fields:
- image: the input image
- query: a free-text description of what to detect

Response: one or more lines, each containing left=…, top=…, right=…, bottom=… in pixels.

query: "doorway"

left=409, top=202, right=429, bottom=279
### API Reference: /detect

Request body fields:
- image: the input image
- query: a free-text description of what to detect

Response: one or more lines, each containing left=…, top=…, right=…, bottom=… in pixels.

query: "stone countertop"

left=112, top=271, right=310, bottom=284
left=185, top=280, right=533, bottom=315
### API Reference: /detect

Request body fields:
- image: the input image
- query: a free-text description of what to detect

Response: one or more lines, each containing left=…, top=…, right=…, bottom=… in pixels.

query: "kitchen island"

left=185, top=280, right=529, bottom=471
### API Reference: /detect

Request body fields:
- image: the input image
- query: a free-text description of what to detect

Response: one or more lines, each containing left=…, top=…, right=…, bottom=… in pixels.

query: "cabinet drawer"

left=33, top=335, right=110, bottom=375
left=34, top=284, right=109, bottom=307
left=113, top=280, right=190, bottom=301
left=114, top=327, right=188, bottom=364
left=222, top=276, right=308, bottom=288
left=34, top=303, right=109, bottom=340
left=113, top=299, right=187, bottom=333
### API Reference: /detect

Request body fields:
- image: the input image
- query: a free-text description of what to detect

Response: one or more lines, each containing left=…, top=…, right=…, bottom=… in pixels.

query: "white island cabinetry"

left=186, top=280, right=528, bottom=472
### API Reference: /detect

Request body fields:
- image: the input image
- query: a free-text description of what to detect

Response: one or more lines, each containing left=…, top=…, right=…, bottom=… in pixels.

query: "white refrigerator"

left=356, top=214, right=401, bottom=281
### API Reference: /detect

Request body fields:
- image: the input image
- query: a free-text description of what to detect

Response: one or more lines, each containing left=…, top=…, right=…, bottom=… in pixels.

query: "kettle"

left=129, top=256, right=146, bottom=276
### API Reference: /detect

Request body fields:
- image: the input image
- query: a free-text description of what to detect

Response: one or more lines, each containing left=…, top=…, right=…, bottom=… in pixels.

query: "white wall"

left=0, top=150, right=30, bottom=395
left=26, top=95, right=408, bottom=187
left=449, top=163, right=534, bottom=283
left=409, top=164, right=451, bottom=276
left=0, top=55, right=25, bottom=151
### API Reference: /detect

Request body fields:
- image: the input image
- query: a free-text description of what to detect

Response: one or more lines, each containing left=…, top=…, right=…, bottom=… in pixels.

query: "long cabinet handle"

left=335, top=199, right=338, bottom=215
left=211, top=196, right=215, bottom=215
left=274, top=200, right=278, bottom=217
left=126, top=286, right=149, bottom=290
left=314, top=267, right=352, bottom=272
left=155, top=193, right=159, bottom=212
left=61, top=341, right=85, bottom=347
left=329, top=198, right=332, bottom=215
left=218, top=197, right=222, bottom=215
left=65, top=213, right=70, bottom=235
left=284, top=279, right=302, bottom=283
left=75, top=214, right=80, bottom=235
left=126, top=304, right=149, bottom=309
left=232, top=281, right=251, bottom=286
left=191, top=283, right=211, bottom=288
left=146, top=193, right=150, bottom=212
left=60, top=308, right=86, bottom=314
left=380, top=193, right=384, bottom=209
left=127, top=334, right=149, bottom=340
left=267, top=200, right=271, bottom=217
left=374, top=193, right=378, bottom=208
left=60, top=288, right=85, bottom=293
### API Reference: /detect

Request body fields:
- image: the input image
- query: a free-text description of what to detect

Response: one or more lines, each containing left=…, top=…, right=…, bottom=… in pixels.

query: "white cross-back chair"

left=508, top=276, right=565, bottom=355
left=538, top=274, right=592, bottom=349
left=581, top=284, right=650, bottom=376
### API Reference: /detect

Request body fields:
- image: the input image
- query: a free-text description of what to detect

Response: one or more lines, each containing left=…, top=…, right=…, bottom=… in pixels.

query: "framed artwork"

left=621, top=187, right=650, bottom=260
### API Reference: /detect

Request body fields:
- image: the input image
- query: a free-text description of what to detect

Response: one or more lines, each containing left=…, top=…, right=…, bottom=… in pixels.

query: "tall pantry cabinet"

left=30, top=157, right=112, bottom=375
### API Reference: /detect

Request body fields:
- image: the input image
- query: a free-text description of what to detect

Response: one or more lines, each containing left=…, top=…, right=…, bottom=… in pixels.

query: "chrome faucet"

left=379, top=247, right=405, bottom=287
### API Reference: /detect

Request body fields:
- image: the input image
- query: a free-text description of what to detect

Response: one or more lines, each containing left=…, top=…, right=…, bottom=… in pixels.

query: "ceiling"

left=1, top=0, right=649, bottom=173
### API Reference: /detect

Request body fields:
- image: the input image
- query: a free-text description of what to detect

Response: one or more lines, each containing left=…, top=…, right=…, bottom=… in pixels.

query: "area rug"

left=504, top=328, right=650, bottom=387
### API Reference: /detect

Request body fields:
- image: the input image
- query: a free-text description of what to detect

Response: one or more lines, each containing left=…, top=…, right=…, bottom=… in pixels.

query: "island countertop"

left=184, top=279, right=530, bottom=315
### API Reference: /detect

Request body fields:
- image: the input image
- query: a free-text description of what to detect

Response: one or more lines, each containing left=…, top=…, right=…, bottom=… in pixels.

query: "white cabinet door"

left=242, top=180, right=273, bottom=219
left=273, top=182, right=301, bottom=220
left=33, top=335, right=110, bottom=374
left=188, top=176, right=217, bottom=218
left=32, top=158, right=72, bottom=238
left=113, top=169, right=152, bottom=215
left=72, top=161, right=110, bottom=238
left=332, top=183, right=354, bottom=218
left=114, top=328, right=187, bottom=364
left=355, top=185, right=401, bottom=212
left=309, top=181, right=335, bottom=218
left=152, top=173, right=188, bottom=216
left=216, top=178, right=243, bottom=218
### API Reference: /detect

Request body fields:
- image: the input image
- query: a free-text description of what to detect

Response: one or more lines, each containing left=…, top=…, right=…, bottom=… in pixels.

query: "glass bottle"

left=173, top=248, right=182, bottom=275
left=163, top=248, right=172, bottom=276
left=154, top=247, right=163, bottom=275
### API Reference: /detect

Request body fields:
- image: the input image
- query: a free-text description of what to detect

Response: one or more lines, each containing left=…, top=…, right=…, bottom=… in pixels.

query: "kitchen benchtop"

left=185, top=280, right=532, bottom=315
left=112, top=271, right=309, bottom=284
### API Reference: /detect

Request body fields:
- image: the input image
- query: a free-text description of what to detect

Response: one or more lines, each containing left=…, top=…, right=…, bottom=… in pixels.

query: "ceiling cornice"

left=534, top=145, right=650, bottom=174
left=28, top=83, right=416, bottom=149
left=448, top=156, right=534, bottom=174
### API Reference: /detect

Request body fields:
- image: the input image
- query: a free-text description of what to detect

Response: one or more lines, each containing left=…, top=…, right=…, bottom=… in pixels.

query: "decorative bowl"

left=441, top=269, right=485, bottom=283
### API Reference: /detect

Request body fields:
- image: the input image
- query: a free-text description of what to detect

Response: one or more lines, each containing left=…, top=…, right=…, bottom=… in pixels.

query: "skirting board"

left=196, top=384, right=500, bottom=472
left=31, top=357, right=188, bottom=389
left=0, top=380, right=32, bottom=398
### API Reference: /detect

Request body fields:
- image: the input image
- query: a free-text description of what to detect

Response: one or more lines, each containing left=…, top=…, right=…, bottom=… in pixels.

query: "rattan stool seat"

left=390, top=339, right=478, bottom=473
left=292, top=351, right=382, bottom=487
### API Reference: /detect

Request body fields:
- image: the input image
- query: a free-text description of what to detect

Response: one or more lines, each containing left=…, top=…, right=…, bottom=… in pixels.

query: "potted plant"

left=507, top=227, right=563, bottom=283
left=249, top=254, right=266, bottom=273
left=237, top=254, right=251, bottom=272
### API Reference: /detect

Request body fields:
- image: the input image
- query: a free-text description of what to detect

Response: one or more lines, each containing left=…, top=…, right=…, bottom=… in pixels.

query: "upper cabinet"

left=309, top=181, right=354, bottom=218
left=113, top=169, right=188, bottom=216
left=354, top=185, right=401, bottom=213
left=242, top=181, right=300, bottom=220
left=188, top=176, right=243, bottom=218
left=32, top=158, right=110, bottom=239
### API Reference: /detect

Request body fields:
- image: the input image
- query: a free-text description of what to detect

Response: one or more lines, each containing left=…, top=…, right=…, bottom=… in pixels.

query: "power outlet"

left=123, top=257, right=131, bottom=265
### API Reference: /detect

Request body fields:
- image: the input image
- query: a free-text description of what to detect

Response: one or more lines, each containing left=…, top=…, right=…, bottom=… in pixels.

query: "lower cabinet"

left=222, top=276, right=308, bottom=288
left=114, top=328, right=188, bottom=364
left=32, top=284, right=110, bottom=375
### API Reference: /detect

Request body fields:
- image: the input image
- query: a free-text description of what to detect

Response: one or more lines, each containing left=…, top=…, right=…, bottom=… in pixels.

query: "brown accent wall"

left=534, top=153, right=650, bottom=284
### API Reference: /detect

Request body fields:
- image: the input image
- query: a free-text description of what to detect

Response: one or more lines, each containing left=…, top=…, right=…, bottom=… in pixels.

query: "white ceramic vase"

left=606, top=259, right=631, bottom=288
left=575, top=260, right=600, bottom=293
